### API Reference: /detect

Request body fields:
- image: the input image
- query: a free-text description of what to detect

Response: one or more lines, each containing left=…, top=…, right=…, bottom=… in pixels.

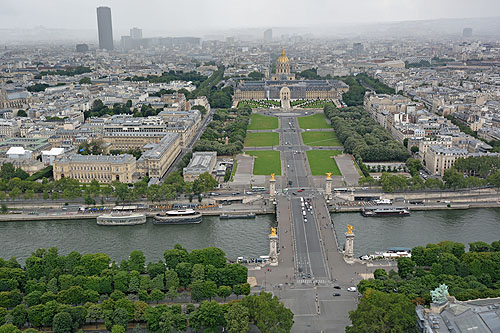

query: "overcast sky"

left=1, top=0, right=499, bottom=34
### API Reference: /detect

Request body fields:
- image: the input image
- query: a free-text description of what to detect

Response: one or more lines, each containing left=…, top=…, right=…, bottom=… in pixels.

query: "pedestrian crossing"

left=296, top=279, right=330, bottom=284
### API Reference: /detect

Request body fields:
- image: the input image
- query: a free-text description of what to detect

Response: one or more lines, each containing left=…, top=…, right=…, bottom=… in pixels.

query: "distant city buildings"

left=264, top=29, right=273, bottom=42
left=75, top=44, right=89, bottom=52
left=130, top=27, right=143, bottom=40
left=96, top=6, right=114, bottom=51
left=462, top=27, right=473, bottom=38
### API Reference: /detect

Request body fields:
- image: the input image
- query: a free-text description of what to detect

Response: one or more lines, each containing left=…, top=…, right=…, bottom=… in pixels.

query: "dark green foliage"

left=193, top=106, right=251, bottom=156
left=39, top=66, right=91, bottom=77
left=347, top=289, right=417, bottom=333
left=324, top=104, right=410, bottom=162
left=26, top=84, right=49, bottom=92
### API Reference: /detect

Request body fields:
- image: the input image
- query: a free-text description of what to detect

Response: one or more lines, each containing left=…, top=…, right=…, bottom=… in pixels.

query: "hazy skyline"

left=2, top=0, right=500, bottom=35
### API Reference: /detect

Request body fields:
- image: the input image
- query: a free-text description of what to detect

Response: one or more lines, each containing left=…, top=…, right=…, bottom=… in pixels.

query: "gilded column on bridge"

left=269, top=227, right=279, bottom=266
left=344, top=224, right=355, bottom=263
left=269, top=173, right=276, bottom=203
left=325, top=172, right=333, bottom=201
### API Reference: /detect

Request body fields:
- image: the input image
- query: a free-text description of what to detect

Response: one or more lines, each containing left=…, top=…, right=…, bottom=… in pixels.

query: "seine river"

left=0, top=215, right=276, bottom=264
left=332, top=208, right=500, bottom=257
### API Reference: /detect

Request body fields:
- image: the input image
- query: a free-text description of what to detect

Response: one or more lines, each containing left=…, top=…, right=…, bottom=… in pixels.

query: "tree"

left=164, top=270, right=179, bottom=290
left=166, top=287, right=178, bottom=301
left=129, top=250, right=145, bottom=273
left=86, top=304, right=103, bottom=328
left=241, top=292, right=293, bottom=333
left=52, top=312, right=73, bottom=333
left=79, top=77, right=91, bottom=85
left=217, top=286, right=232, bottom=301
left=111, top=308, right=129, bottom=331
left=0, top=324, right=21, bottom=333
left=10, top=305, right=26, bottom=328
left=163, top=245, right=188, bottom=270
left=16, top=110, right=27, bottom=117
left=150, top=289, right=164, bottom=304
left=111, top=325, right=125, bottom=333
left=133, top=301, right=148, bottom=322
left=190, top=280, right=207, bottom=302
left=469, top=241, right=491, bottom=252
left=347, top=289, right=417, bottom=333
left=191, top=300, right=224, bottom=333
left=224, top=303, right=249, bottom=333
left=397, top=257, right=415, bottom=279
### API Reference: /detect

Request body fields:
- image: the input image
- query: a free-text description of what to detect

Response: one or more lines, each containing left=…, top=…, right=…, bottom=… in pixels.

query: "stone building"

left=234, top=48, right=349, bottom=103
left=136, top=133, right=181, bottom=179
left=53, top=154, right=137, bottom=184
left=183, top=152, right=217, bottom=182
left=425, top=146, right=467, bottom=176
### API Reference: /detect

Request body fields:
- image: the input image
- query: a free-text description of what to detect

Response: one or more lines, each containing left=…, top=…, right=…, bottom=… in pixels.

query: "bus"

left=251, top=186, right=266, bottom=192
left=334, top=188, right=349, bottom=192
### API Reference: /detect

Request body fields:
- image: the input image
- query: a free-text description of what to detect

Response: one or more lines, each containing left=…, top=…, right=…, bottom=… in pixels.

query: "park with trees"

left=0, top=245, right=293, bottom=332
left=193, top=106, right=251, bottom=156
left=349, top=239, right=500, bottom=332
left=323, top=104, right=410, bottom=163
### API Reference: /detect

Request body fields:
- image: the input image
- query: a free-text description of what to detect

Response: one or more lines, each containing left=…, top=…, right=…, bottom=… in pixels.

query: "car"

left=288, top=180, right=293, bottom=185
left=307, top=273, right=311, bottom=278
left=304, top=218, right=307, bottom=223
left=297, top=189, right=303, bottom=192
left=246, top=191, right=253, bottom=195
left=333, top=293, right=341, bottom=297
left=347, top=287, right=357, bottom=292
left=292, top=192, right=297, bottom=195
left=333, top=286, right=341, bottom=289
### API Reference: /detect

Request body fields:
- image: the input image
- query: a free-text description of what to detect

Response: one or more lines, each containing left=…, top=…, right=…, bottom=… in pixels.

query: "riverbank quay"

left=0, top=203, right=275, bottom=222
left=332, top=201, right=500, bottom=213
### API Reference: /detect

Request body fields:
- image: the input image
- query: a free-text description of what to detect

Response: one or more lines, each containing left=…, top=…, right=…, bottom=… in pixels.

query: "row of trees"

left=349, top=239, right=500, bottom=331
left=38, top=66, right=92, bottom=77
left=193, top=106, right=251, bottom=156
left=324, top=104, right=410, bottom=162
left=0, top=246, right=293, bottom=332
left=124, top=70, right=208, bottom=88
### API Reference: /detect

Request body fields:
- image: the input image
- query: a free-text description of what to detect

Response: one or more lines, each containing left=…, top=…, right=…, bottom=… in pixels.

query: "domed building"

left=234, top=48, right=349, bottom=108
left=271, top=48, right=295, bottom=81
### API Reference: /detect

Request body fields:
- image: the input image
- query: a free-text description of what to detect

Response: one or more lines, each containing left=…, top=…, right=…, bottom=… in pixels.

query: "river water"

left=332, top=208, right=500, bottom=257
left=0, top=215, right=276, bottom=264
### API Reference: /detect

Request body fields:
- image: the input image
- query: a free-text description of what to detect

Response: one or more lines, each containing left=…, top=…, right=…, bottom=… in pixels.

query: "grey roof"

left=57, top=154, right=135, bottom=164
left=139, top=133, right=179, bottom=160
left=183, top=152, right=217, bottom=175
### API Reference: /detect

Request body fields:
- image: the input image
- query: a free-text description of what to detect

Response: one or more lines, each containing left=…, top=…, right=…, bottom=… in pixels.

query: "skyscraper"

left=97, top=6, right=114, bottom=51
left=130, top=27, right=142, bottom=40
left=264, top=29, right=272, bottom=42
left=463, top=28, right=473, bottom=38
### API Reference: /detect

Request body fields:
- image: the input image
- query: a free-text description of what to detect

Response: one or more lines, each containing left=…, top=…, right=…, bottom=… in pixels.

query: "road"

left=161, top=107, right=215, bottom=180
left=260, top=111, right=361, bottom=332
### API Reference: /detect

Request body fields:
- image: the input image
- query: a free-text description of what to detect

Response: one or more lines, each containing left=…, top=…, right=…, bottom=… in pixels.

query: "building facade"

left=136, top=133, right=181, bottom=179
left=234, top=48, right=348, bottom=102
left=97, top=6, right=114, bottom=51
left=183, top=152, right=217, bottom=182
left=425, top=146, right=467, bottom=176
left=53, top=154, right=136, bottom=184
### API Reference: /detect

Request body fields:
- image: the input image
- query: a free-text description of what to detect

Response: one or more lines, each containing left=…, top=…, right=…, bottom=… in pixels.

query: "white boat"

left=97, top=213, right=147, bottom=226
left=153, top=209, right=202, bottom=224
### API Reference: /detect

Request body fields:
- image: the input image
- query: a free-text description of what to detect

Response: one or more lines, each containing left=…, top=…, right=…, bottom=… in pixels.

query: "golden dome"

left=277, top=47, right=289, bottom=64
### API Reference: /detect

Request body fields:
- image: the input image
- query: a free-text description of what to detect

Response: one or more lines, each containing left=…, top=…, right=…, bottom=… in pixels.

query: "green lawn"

left=298, top=113, right=330, bottom=129
left=246, top=150, right=282, bottom=175
left=248, top=113, right=279, bottom=130
left=244, top=132, right=279, bottom=147
left=301, top=131, right=341, bottom=146
left=306, top=150, right=342, bottom=176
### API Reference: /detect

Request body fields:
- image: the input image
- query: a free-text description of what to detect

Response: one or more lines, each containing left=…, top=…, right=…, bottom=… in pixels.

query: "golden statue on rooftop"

left=347, top=224, right=354, bottom=235
left=270, top=227, right=277, bottom=237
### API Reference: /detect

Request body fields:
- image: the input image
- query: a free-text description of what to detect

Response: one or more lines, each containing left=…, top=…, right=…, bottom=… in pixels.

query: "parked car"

left=347, top=287, right=357, bottom=292
left=333, top=286, right=341, bottom=289
left=333, top=293, right=341, bottom=297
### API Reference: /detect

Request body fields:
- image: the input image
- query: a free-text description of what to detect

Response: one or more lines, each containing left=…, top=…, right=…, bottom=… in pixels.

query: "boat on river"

left=97, top=213, right=147, bottom=226
left=361, top=206, right=410, bottom=217
left=153, top=209, right=202, bottom=224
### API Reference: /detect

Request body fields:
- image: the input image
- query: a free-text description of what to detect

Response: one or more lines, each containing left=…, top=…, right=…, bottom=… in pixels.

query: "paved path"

left=335, top=154, right=361, bottom=186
